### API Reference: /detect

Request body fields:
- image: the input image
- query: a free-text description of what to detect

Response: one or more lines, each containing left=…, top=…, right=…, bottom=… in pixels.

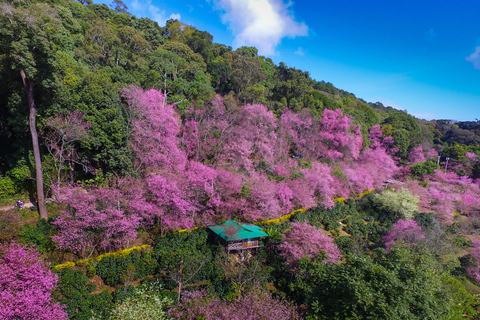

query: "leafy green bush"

left=0, top=175, right=16, bottom=200
left=454, top=236, right=472, bottom=249
left=293, top=201, right=355, bottom=228
left=441, top=275, right=478, bottom=319
left=334, top=236, right=356, bottom=253
left=415, top=212, right=435, bottom=229
left=95, top=282, right=172, bottom=320
left=19, top=218, right=56, bottom=253
left=96, top=250, right=158, bottom=286
left=154, top=229, right=212, bottom=274
left=373, top=188, right=419, bottom=220
left=291, top=248, right=457, bottom=319
left=411, top=159, right=438, bottom=178
left=56, top=269, right=113, bottom=320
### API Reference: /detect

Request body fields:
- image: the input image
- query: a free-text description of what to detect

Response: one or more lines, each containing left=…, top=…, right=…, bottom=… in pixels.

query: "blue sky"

left=99, top=0, right=480, bottom=121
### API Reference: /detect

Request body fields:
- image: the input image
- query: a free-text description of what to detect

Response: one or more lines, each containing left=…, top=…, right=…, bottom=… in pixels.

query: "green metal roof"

left=208, top=220, right=268, bottom=241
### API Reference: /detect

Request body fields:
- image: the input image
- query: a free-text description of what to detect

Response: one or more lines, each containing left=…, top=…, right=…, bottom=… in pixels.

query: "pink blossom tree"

left=241, top=174, right=290, bottom=221
left=145, top=174, right=195, bottom=233
left=122, top=85, right=186, bottom=172
left=181, top=119, right=200, bottom=159
left=214, top=168, right=247, bottom=220
left=343, top=166, right=375, bottom=194
left=368, top=124, right=383, bottom=148
left=183, top=95, right=236, bottom=163
left=185, top=161, right=221, bottom=224
left=52, top=186, right=141, bottom=258
left=408, top=147, right=426, bottom=165
left=344, top=125, right=398, bottom=192
left=318, top=109, right=363, bottom=161
left=425, top=145, right=439, bottom=159
left=0, top=242, right=68, bottom=320
left=369, top=125, right=398, bottom=155
left=426, top=181, right=458, bottom=224
left=279, top=221, right=342, bottom=270
left=279, top=109, right=363, bottom=162
left=277, top=108, right=314, bottom=159
left=170, top=289, right=302, bottom=320
left=141, top=162, right=223, bottom=232
left=303, top=162, right=346, bottom=208
left=219, top=103, right=277, bottom=172
left=382, top=220, right=425, bottom=252
left=421, top=170, right=480, bottom=222
left=466, top=152, right=478, bottom=162
left=468, top=240, right=480, bottom=282
left=286, top=178, right=316, bottom=209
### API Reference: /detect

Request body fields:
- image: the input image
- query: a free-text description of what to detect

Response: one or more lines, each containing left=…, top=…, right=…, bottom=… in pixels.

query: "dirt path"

left=0, top=200, right=37, bottom=211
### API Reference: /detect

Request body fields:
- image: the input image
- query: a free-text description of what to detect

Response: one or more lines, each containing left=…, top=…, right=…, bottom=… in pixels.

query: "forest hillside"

left=2, top=1, right=480, bottom=319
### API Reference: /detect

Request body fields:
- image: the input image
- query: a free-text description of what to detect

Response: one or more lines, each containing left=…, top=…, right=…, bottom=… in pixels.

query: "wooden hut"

left=208, top=220, right=268, bottom=254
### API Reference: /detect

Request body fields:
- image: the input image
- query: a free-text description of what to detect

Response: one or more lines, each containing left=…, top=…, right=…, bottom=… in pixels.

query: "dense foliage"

left=1, top=0, right=480, bottom=319
left=0, top=242, right=67, bottom=319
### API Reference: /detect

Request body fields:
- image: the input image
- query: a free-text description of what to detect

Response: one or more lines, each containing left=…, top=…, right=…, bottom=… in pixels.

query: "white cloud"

left=170, top=13, right=181, bottom=20
left=466, top=46, right=480, bottom=70
left=210, top=0, right=308, bottom=55
left=294, top=46, right=305, bottom=56
left=128, top=0, right=177, bottom=26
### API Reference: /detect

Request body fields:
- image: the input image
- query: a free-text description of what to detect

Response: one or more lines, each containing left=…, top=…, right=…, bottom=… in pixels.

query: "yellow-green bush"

left=357, top=189, right=375, bottom=198
left=55, top=245, right=151, bottom=271
left=53, top=261, right=76, bottom=271
left=177, top=226, right=199, bottom=233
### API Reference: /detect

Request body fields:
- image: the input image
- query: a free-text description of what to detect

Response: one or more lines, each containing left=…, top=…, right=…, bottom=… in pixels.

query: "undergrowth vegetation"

left=1, top=0, right=480, bottom=319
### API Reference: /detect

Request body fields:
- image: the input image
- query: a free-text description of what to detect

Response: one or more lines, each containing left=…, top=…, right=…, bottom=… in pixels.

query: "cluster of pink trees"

left=382, top=220, right=425, bottom=252
left=52, top=186, right=141, bottom=258
left=0, top=242, right=67, bottom=319
left=467, top=240, right=480, bottom=282
left=122, top=86, right=186, bottom=172
left=278, top=221, right=342, bottom=269
left=399, top=169, right=480, bottom=223
left=123, top=89, right=400, bottom=225
left=169, top=288, right=301, bottom=319
left=49, top=87, right=480, bottom=258
left=50, top=89, right=413, bottom=245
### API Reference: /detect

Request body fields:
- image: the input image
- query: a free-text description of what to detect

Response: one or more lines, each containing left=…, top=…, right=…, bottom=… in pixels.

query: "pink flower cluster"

left=382, top=219, right=425, bottom=252
left=170, top=289, right=301, bottom=319
left=279, top=221, right=342, bottom=270
left=0, top=242, right=67, bottom=319
left=52, top=186, right=141, bottom=258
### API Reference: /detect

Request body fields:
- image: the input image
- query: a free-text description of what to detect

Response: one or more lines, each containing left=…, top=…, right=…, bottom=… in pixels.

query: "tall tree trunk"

left=20, top=69, right=48, bottom=220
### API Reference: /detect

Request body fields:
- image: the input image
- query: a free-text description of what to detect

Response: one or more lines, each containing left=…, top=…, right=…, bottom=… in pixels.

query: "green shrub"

left=19, top=218, right=56, bottom=253
left=373, top=188, right=419, bottom=220
left=411, top=159, right=438, bottom=178
left=415, top=212, right=435, bottom=229
left=335, top=236, right=356, bottom=253
left=92, top=282, right=172, bottom=320
left=96, top=250, right=158, bottom=286
left=441, top=275, right=478, bottom=319
left=454, top=236, right=472, bottom=249
left=0, top=175, right=16, bottom=199
left=57, top=269, right=113, bottom=320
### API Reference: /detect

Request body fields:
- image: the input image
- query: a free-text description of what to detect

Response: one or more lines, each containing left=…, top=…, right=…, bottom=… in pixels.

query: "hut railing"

left=227, top=240, right=260, bottom=251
